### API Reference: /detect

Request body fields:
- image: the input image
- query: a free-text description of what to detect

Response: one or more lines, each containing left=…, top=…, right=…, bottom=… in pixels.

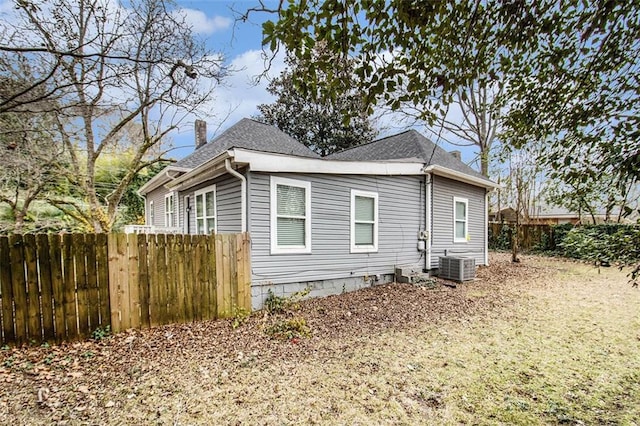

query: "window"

left=194, top=185, right=216, bottom=234
left=149, top=200, right=154, bottom=225
left=270, top=177, right=311, bottom=254
left=164, top=193, right=175, bottom=227
left=454, top=197, right=468, bottom=242
left=350, top=190, right=378, bottom=253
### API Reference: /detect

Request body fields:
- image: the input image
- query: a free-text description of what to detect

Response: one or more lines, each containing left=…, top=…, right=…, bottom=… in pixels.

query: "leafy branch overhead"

left=256, top=43, right=377, bottom=157
left=257, top=0, right=640, bottom=189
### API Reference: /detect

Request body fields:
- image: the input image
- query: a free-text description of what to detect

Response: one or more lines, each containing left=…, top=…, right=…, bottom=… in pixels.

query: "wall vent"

left=438, top=256, right=475, bottom=282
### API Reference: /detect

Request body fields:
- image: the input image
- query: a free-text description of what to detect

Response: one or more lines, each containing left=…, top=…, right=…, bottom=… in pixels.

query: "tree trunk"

left=14, top=211, right=26, bottom=233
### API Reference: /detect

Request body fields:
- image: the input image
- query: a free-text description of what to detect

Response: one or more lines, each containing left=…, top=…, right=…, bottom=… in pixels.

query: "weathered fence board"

left=49, top=234, right=65, bottom=343
left=9, top=234, right=28, bottom=344
left=73, top=234, right=89, bottom=338
left=137, top=234, right=150, bottom=329
left=62, top=234, right=77, bottom=340
left=0, top=236, right=15, bottom=342
left=96, top=233, right=110, bottom=328
left=85, top=234, right=100, bottom=333
left=24, top=234, right=41, bottom=343
left=37, top=234, right=54, bottom=342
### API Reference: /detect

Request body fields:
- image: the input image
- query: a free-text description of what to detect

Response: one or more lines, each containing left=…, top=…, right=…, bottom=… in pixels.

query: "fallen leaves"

left=0, top=253, right=568, bottom=424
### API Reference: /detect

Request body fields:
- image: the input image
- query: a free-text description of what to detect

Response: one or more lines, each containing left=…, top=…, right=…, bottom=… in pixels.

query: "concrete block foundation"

left=251, top=274, right=395, bottom=311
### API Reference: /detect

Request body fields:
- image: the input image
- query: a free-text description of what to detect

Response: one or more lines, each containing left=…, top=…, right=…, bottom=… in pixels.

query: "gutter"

left=137, top=166, right=191, bottom=196
left=224, top=158, right=247, bottom=233
left=423, top=165, right=500, bottom=190
left=166, top=151, right=232, bottom=190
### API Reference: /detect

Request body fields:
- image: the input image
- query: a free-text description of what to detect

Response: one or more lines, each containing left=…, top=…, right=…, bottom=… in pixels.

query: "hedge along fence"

left=0, top=233, right=251, bottom=346
left=488, top=223, right=556, bottom=251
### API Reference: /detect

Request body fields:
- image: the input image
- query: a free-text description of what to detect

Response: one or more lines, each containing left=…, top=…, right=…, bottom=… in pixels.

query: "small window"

left=149, top=200, right=154, bottom=225
left=454, top=197, right=468, bottom=243
left=164, top=193, right=175, bottom=227
left=194, top=185, right=216, bottom=234
left=270, top=176, right=311, bottom=254
left=351, top=190, right=378, bottom=253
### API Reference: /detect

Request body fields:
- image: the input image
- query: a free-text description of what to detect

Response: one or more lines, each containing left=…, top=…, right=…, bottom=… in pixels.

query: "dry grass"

left=1, top=253, right=639, bottom=425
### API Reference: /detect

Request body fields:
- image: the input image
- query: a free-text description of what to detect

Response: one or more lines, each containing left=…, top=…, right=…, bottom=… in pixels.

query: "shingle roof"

left=173, top=118, right=320, bottom=169
left=326, top=129, right=489, bottom=181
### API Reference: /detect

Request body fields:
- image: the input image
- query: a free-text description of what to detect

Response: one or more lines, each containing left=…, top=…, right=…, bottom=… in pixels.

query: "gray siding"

left=249, top=172, right=425, bottom=285
left=145, top=185, right=174, bottom=227
left=181, top=173, right=242, bottom=234
left=430, top=175, right=487, bottom=268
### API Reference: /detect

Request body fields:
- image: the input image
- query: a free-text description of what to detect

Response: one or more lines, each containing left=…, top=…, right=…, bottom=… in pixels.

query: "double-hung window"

left=454, top=197, right=468, bottom=243
left=270, top=177, right=311, bottom=254
left=351, top=190, right=378, bottom=253
left=194, top=185, right=217, bottom=234
left=149, top=200, right=154, bottom=225
left=164, top=193, right=175, bottom=227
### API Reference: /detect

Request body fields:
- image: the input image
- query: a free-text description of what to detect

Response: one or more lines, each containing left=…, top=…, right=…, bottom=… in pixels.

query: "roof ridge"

left=414, top=132, right=443, bottom=167
left=329, top=129, right=415, bottom=156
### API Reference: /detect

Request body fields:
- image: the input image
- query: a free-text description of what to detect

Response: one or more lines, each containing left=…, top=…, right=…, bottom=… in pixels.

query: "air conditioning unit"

left=438, top=256, right=475, bottom=282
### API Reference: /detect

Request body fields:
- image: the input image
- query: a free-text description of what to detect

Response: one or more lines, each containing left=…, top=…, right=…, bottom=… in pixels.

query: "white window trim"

left=164, top=192, right=176, bottom=227
left=148, top=200, right=154, bottom=225
left=453, top=196, right=468, bottom=243
left=350, top=189, right=379, bottom=253
left=194, top=185, right=217, bottom=234
left=270, top=176, right=311, bottom=254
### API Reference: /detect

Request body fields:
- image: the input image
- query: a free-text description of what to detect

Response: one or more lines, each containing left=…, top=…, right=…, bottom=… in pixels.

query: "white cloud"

left=168, top=49, right=286, bottom=156
left=205, top=48, right=286, bottom=132
left=176, top=8, right=231, bottom=35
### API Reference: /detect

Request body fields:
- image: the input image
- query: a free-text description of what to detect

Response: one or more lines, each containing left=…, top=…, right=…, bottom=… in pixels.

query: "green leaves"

left=258, top=0, right=640, bottom=192
left=255, top=44, right=377, bottom=157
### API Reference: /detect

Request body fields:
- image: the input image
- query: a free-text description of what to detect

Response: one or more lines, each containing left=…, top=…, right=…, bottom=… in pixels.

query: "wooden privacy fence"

left=488, top=223, right=554, bottom=251
left=0, top=233, right=251, bottom=345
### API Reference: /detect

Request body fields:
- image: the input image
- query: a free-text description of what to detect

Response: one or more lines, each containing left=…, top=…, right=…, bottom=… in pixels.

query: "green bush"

left=264, top=287, right=311, bottom=314
left=557, top=225, right=640, bottom=266
left=557, top=227, right=610, bottom=263
left=549, top=223, right=574, bottom=250
left=264, top=316, right=311, bottom=340
left=489, top=224, right=513, bottom=251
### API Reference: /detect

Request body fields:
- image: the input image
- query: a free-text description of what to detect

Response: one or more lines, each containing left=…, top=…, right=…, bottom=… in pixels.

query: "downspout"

left=425, top=173, right=432, bottom=272
left=225, top=159, right=247, bottom=232
left=484, top=190, right=489, bottom=266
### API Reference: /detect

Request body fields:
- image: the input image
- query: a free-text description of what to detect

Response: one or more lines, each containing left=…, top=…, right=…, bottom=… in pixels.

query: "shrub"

left=557, top=225, right=640, bottom=267
left=231, top=306, right=251, bottom=329
left=489, top=224, right=513, bottom=251
left=264, top=287, right=311, bottom=314
left=91, top=325, right=111, bottom=341
left=557, top=227, right=609, bottom=263
left=549, top=223, right=574, bottom=250
left=263, top=316, right=311, bottom=340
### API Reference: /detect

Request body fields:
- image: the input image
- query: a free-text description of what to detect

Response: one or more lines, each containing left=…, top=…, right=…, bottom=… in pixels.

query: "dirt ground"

left=1, top=253, right=639, bottom=425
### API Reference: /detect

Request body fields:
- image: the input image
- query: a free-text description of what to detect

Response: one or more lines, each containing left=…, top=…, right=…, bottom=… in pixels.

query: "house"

left=488, top=207, right=519, bottom=223
left=489, top=204, right=636, bottom=225
left=137, top=118, right=498, bottom=309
